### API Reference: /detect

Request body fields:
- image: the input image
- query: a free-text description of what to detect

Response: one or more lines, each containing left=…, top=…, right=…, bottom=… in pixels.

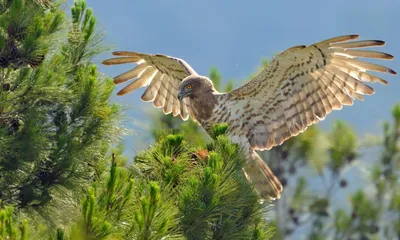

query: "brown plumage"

left=103, top=34, right=396, bottom=200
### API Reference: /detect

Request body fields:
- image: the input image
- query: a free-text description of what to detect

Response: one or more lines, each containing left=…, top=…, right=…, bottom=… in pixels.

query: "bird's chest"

left=199, top=118, right=215, bottom=134
left=201, top=100, right=245, bottom=135
left=191, top=108, right=215, bottom=134
left=188, top=97, right=217, bottom=132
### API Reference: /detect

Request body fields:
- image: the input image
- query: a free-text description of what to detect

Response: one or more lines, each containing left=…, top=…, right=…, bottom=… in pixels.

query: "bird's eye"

left=186, top=84, right=192, bottom=89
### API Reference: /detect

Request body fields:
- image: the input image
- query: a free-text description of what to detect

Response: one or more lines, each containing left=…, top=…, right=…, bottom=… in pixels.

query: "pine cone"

left=339, top=179, right=348, bottom=188
left=2, top=83, right=10, bottom=91
left=7, top=25, right=27, bottom=41
left=7, top=40, right=21, bottom=65
left=0, top=56, right=10, bottom=68
left=26, top=54, right=45, bottom=68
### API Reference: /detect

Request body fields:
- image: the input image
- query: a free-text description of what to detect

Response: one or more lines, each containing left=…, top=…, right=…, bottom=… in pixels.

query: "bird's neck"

left=189, top=89, right=218, bottom=123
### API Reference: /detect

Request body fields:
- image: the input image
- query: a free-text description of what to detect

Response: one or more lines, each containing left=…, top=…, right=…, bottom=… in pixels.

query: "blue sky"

left=80, top=1, right=399, bottom=238
left=85, top=0, right=399, bottom=156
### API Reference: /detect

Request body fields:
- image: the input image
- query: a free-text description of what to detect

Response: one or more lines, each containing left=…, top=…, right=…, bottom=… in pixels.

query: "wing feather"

left=155, top=75, right=169, bottom=108
left=337, top=56, right=396, bottom=74
left=163, top=76, right=175, bottom=115
left=102, top=52, right=198, bottom=120
left=329, top=49, right=394, bottom=60
left=331, top=59, right=388, bottom=84
left=223, top=35, right=396, bottom=151
left=141, top=71, right=163, bottom=102
left=310, top=72, right=333, bottom=114
left=102, top=56, right=142, bottom=65
left=330, top=40, right=385, bottom=49
left=180, top=98, right=189, bottom=120
left=113, top=63, right=149, bottom=84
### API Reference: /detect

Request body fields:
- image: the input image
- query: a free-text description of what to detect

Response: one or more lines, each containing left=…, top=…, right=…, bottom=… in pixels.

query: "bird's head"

left=177, top=75, right=214, bottom=101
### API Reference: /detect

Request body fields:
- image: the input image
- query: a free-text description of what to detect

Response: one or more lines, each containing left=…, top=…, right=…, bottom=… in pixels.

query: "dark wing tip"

left=347, top=34, right=360, bottom=40
left=373, top=40, right=386, bottom=46
left=388, top=68, right=397, bottom=75
left=112, top=51, right=140, bottom=57
left=116, top=89, right=127, bottom=96
left=385, top=53, right=395, bottom=60
left=113, top=78, right=122, bottom=84
left=102, top=59, right=115, bottom=65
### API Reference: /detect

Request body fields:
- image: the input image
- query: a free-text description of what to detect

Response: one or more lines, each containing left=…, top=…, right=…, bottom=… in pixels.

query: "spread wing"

left=225, top=34, right=396, bottom=151
left=102, top=52, right=197, bottom=120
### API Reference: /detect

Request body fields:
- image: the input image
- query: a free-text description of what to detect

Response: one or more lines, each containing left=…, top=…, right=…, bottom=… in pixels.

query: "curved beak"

left=177, top=91, right=185, bottom=101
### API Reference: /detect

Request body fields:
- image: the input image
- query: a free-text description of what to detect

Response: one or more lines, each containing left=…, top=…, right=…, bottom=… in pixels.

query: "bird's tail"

left=243, top=152, right=283, bottom=200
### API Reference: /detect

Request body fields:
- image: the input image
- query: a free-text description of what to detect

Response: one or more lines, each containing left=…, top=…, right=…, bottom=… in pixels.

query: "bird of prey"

left=102, top=35, right=396, bottom=200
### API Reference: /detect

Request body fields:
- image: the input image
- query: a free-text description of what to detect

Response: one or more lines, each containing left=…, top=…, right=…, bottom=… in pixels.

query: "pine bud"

left=281, top=150, right=289, bottom=160
left=351, top=211, right=357, bottom=219
left=285, top=228, right=294, bottom=235
left=346, top=152, right=356, bottom=162
left=281, top=178, right=287, bottom=187
left=339, top=179, right=348, bottom=188
left=0, top=56, right=9, bottom=67
left=288, top=208, right=295, bottom=216
left=2, top=83, right=10, bottom=91
left=289, top=164, right=296, bottom=174
left=273, top=166, right=284, bottom=178
left=369, top=225, right=379, bottom=234
left=292, top=216, right=299, bottom=225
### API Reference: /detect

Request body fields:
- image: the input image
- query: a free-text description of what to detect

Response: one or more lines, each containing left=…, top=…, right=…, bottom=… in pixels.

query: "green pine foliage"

left=1, top=130, right=277, bottom=239
left=0, top=0, right=121, bottom=227
left=0, top=0, right=398, bottom=239
left=0, top=205, right=28, bottom=240
left=131, top=128, right=275, bottom=239
left=0, top=2, right=277, bottom=237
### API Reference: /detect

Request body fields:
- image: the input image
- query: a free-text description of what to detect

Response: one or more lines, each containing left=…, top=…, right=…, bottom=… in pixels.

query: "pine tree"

left=0, top=1, right=276, bottom=239
left=1, top=1, right=398, bottom=239
left=63, top=126, right=276, bottom=239
left=0, top=0, right=121, bottom=225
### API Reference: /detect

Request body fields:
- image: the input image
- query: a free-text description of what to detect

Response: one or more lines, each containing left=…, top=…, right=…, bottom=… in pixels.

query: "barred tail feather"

left=243, top=152, right=282, bottom=200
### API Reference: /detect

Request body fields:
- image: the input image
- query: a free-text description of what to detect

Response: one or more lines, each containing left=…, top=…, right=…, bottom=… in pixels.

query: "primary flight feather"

left=103, top=35, right=396, bottom=200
